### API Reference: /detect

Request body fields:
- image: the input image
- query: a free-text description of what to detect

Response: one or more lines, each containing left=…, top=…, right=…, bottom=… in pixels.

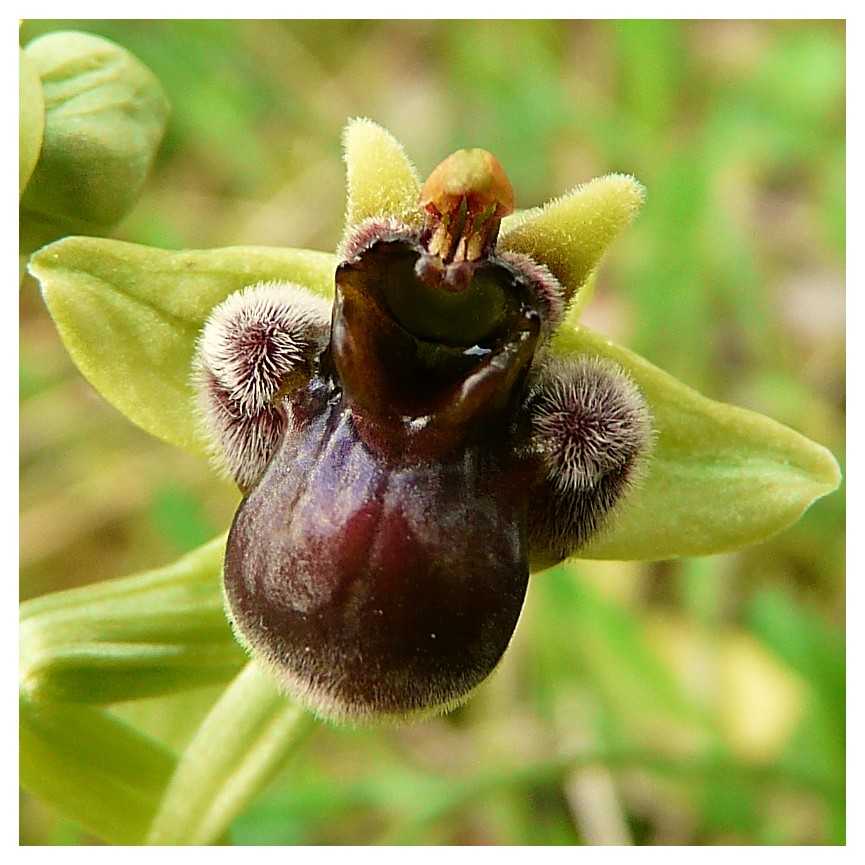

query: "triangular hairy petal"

left=545, top=326, right=841, bottom=561
left=500, top=174, right=645, bottom=309
left=342, top=117, right=422, bottom=232
left=29, top=237, right=337, bottom=454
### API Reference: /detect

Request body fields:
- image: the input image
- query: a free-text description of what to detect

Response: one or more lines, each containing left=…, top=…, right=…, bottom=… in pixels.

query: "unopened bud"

left=19, top=48, right=45, bottom=200
left=20, top=31, right=170, bottom=254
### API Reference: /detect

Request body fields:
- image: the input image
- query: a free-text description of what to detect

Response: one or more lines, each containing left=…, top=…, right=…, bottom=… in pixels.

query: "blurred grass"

left=19, top=20, right=845, bottom=845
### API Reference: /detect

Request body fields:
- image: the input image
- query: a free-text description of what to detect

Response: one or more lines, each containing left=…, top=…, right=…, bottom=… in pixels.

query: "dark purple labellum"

left=224, top=233, right=544, bottom=722
left=202, top=150, right=652, bottom=724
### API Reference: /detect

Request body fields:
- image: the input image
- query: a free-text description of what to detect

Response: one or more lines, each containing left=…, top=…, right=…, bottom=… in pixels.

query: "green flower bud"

left=19, top=31, right=170, bottom=254
left=19, top=47, right=45, bottom=200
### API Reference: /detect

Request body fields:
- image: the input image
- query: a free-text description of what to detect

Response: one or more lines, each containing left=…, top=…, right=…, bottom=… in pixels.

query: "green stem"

left=20, top=534, right=245, bottom=703
left=145, top=662, right=316, bottom=845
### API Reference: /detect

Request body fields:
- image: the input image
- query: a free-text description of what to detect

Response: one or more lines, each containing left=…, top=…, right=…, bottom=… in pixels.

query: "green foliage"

left=20, top=20, right=844, bottom=846
left=144, top=663, right=314, bottom=845
left=20, top=535, right=242, bottom=704
left=20, top=697, right=177, bottom=844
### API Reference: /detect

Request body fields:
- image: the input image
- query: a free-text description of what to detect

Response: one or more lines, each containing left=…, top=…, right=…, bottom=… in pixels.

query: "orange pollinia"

left=419, top=149, right=515, bottom=266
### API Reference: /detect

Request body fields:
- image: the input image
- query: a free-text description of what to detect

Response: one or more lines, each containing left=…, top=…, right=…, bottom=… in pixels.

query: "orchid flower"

left=20, top=119, right=840, bottom=845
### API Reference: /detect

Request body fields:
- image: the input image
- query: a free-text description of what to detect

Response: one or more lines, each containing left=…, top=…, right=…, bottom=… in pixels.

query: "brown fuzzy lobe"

left=524, top=355, right=653, bottom=568
left=531, top=355, right=651, bottom=490
left=195, top=366, right=286, bottom=492
left=195, top=282, right=330, bottom=489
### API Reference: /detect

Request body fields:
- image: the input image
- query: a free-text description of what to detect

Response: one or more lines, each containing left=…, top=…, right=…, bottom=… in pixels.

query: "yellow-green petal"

left=29, top=237, right=337, bottom=454
left=500, top=174, right=645, bottom=312
left=547, top=326, right=841, bottom=561
left=342, top=117, right=422, bottom=232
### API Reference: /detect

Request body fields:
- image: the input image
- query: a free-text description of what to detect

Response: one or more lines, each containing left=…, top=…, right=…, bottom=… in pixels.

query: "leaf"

left=20, top=696, right=177, bottom=845
left=20, top=534, right=245, bottom=703
left=29, top=237, right=337, bottom=453
left=145, top=662, right=314, bottom=845
left=550, top=326, right=841, bottom=561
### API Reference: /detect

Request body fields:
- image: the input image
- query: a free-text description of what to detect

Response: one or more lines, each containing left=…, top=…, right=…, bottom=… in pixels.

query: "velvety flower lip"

left=207, top=139, right=606, bottom=723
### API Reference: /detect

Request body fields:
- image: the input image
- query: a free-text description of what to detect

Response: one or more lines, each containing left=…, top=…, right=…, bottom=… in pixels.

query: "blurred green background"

left=19, top=20, right=845, bottom=845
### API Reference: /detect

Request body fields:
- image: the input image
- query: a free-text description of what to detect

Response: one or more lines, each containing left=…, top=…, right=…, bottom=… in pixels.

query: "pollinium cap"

left=419, top=148, right=515, bottom=222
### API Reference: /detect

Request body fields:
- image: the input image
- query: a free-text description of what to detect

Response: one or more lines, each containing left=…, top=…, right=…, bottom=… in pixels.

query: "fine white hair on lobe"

left=531, top=354, right=652, bottom=491
left=526, top=354, right=653, bottom=560
left=196, top=366, right=286, bottom=491
left=194, top=281, right=331, bottom=489
left=197, top=282, right=332, bottom=415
